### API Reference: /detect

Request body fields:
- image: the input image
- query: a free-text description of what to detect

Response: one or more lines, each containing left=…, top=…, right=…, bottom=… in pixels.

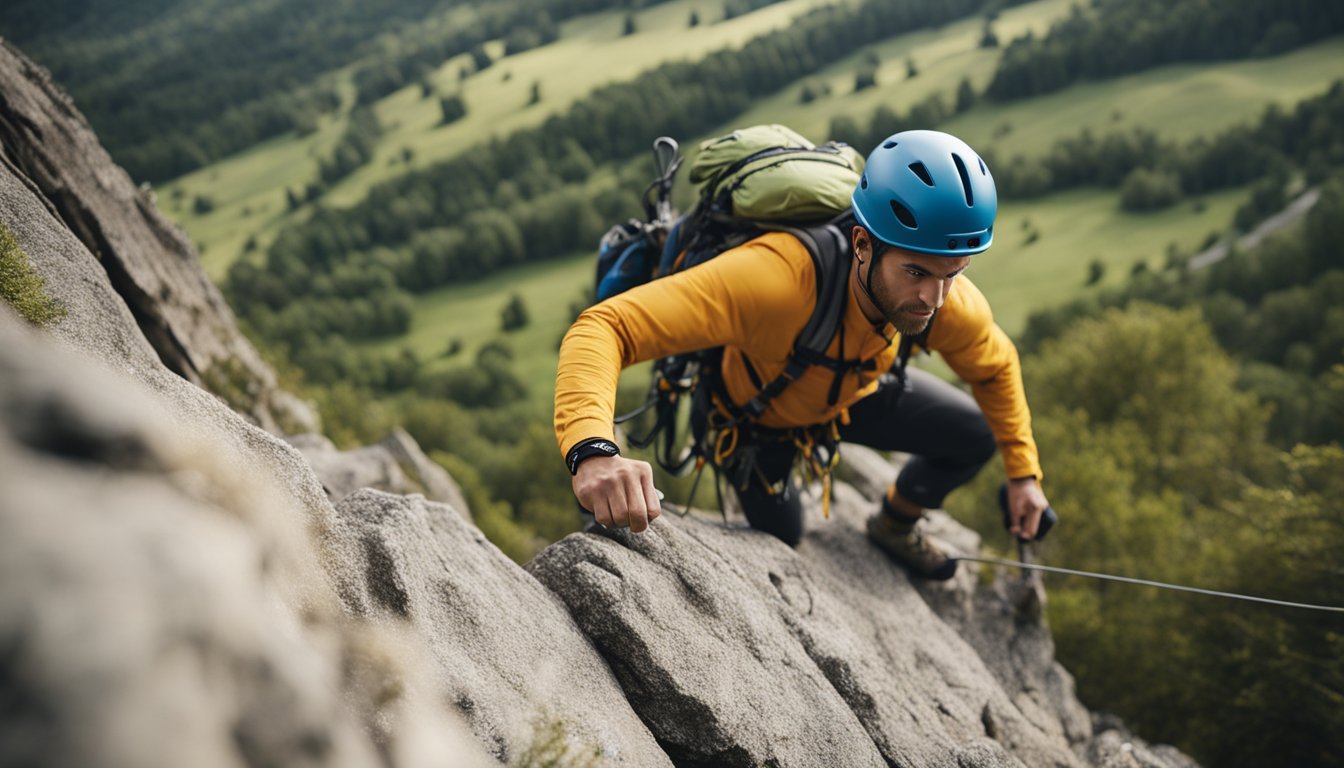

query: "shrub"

left=0, top=224, right=66, bottom=327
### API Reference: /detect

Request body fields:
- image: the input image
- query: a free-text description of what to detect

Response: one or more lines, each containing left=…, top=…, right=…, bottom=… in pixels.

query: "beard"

left=869, top=273, right=936, bottom=335
left=889, top=304, right=936, bottom=336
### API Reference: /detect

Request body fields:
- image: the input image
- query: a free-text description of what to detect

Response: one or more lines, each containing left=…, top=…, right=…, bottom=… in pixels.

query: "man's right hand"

left=572, top=455, right=662, bottom=533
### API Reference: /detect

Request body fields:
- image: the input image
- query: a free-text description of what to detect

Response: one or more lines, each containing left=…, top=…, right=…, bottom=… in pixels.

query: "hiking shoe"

left=866, top=513, right=958, bottom=581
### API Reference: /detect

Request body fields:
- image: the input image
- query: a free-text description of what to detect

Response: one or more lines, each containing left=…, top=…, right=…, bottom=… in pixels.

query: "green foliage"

left=0, top=0, right=663, bottom=180
left=798, top=80, right=832, bottom=104
left=853, top=68, right=877, bottom=93
left=1118, top=167, right=1182, bottom=212
left=0, top=223, right=65, bottom=327
left=982, top=82, right=1344, bottom=203
left=504, top=12, right=559, bottom=57
left=722, top=0, right=787, bottom=22
left=310, top=382, right=395, bottom=449
left=501, top=293, right=531, bottom=332
left=954, top=77, right=976, bottom=113
left=417, top=341, right=526, bottom=408
left=510, top=711, right=603, bottom=768
left=318, top=107, right=382, bottom=187
left=1233, top=170, right=1289, bottom=231
left=1084, top=259, right=1104, bottom=286
left=1018, top=170, right=1344, bottom=447
left=978, top=21, right=998, bottom=48
left=987, top=0, right=1344, bottom=101
left=951, top=303, right=1341, bottom=766
left=440, top=94, right=468, bottom=126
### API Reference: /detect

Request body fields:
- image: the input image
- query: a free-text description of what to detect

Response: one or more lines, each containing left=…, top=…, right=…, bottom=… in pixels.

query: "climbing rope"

left=952, top=554, right=1344, bottom=614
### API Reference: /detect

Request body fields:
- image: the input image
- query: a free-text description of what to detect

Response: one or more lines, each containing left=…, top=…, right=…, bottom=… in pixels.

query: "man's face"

left=854, top=228, right=973, bottom=335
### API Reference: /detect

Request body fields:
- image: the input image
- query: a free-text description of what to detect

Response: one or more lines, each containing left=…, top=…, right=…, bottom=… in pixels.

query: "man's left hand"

left=1006, top=477, right=1049, bottom=541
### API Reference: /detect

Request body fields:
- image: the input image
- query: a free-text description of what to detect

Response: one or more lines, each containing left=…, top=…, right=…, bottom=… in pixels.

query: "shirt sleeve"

left=926, top=277, right=1043, bottom=480
left=554, top=235, right=812, bottom=457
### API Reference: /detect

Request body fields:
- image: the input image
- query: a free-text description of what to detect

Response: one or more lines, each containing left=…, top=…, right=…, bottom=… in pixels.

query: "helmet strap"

left=854, top=233, right=886, bottom=315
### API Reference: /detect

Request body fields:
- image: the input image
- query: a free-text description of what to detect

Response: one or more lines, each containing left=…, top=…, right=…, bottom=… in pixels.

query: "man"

left=554, top=130, right=1049, bottom=579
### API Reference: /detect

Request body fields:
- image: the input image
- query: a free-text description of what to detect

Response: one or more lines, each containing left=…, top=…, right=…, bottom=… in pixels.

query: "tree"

left=623, top=13, right=637, bottom=36
left=500, top=293, right=530, bottom=331
left=469, top=45, right=493, bottom=72
left=1085, top=259, right=1105, bottom=286
left=1119, top=167, right=1183, bottom=212
left=528, top=80, right=542, bottom=106
left=905, top=56, right=919, bottom=79
left=799, top=81, right=831, bottom=103
left=440, top=94, right=468, bottom=125
left=955, top=77, right=976, bottom=112
left=979, top=22, right=999, bottom=48
left=854, top=67, right=877, bottom=92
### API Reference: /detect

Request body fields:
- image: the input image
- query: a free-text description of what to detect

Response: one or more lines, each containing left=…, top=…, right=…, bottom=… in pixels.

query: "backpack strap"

left=739, top=222, right=852, bottom=418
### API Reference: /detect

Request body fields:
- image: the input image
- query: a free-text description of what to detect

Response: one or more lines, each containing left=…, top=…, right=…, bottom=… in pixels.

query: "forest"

left=986, top=0, right=1344, bottom=99
left=0, top=0, right=681, bottom=181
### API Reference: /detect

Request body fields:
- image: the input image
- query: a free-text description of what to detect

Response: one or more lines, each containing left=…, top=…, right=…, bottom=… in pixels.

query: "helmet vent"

left=967, top=237, right=980, bottom=248
left=889, top=199, right=918, bottom=229
left=860, top=174, right=868, bottom=189
left=979, top=158, right=987, bottom=175
left=952, top=153, right=974, bottom=206
left=907, top=162, right=934, bottom=187
left=883, top=140, right=898, bottom=149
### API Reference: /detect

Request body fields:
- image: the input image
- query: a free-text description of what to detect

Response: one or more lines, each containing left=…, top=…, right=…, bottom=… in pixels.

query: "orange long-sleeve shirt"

left=555, top=231, right=1042, bottom=480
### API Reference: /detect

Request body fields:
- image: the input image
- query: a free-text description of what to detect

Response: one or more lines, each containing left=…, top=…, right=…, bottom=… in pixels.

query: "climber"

left=554, top=130, right=1049, bottom=580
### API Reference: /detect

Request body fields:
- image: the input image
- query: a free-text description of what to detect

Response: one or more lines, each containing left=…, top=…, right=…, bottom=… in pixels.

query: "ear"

left=851, top=226, right=869, bottom=264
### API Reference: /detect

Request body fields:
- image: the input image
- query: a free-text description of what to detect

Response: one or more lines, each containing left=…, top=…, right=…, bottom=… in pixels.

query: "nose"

left=919, top=279, right=948, bottom=309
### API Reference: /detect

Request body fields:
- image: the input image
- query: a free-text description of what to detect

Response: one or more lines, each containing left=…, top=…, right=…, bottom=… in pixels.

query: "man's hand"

left=1006, top=476, right=1049, bottom=541
left=573, top=455, right=662, bottom=533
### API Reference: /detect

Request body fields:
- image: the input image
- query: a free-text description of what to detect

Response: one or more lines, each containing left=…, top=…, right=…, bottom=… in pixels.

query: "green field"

left=165, top=0, right=1344, bottom=284
left=726, top=8, right=1344, bottom=157
left=161, top=0, right=848, bottom=279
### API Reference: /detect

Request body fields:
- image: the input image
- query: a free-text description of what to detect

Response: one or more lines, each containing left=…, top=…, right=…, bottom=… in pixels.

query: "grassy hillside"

left=159, top=0, right=845, bottom=279
left=343, top=9, right=1340, bottom=411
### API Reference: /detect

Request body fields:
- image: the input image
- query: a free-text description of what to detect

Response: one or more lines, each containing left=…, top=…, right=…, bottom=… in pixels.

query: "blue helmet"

left=851, top=130, right=997, bottom=257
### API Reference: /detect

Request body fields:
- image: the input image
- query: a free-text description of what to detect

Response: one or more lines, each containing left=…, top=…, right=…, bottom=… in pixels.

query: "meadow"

left=161, top=0, right=846, bottom=280
left=163, top=0, right=1344, bottom=288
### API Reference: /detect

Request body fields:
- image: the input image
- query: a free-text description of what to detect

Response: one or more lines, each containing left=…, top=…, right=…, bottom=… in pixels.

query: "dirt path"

left=1189, top=187, right=1321, bottom=270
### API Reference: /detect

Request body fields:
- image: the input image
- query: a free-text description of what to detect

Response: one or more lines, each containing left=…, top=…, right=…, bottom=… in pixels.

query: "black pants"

left=729, top=368, right=997, bottom=546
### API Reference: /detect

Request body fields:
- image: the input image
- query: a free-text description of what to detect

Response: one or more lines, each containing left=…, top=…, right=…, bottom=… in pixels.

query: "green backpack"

left=689, top=123, right=865, bottom=222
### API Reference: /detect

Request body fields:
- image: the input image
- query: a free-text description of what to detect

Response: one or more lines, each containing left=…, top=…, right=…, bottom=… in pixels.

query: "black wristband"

left=566, top=438, right=620, bottom=475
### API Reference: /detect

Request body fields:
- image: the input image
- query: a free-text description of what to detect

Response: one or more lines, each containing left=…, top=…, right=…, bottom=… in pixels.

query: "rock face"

left=530, top=485, right=1194, bottom=768
left=0, top=39, right=315, bottom=435
left=0, top=311, right=494, bottom=768
left=289, top=429, right=472, bottom=515
left=329, top=490, right=671, bottom=766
